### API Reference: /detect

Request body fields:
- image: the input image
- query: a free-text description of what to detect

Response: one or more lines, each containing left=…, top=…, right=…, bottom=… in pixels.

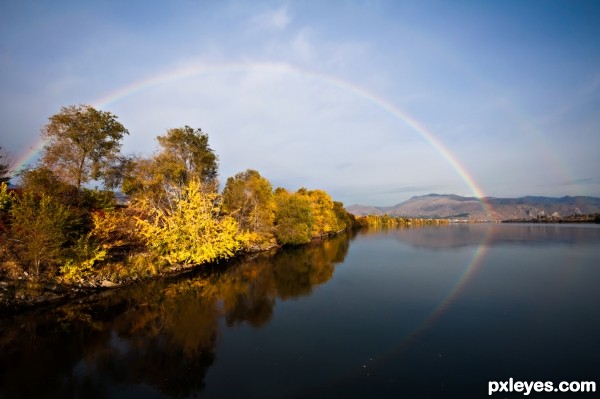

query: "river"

left=1, top=223, right=599, bottom=398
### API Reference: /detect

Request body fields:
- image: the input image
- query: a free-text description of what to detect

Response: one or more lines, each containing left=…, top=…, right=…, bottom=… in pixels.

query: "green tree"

left=10, top=192, right=74, bottom=277
left=121, top=127, right=218, bottom=203
left=103, top=155, right=136, bottom=191
left=41, top=104, right=129, bottom=190
left=273, top=188, right=314, bottom=245
left=333, top=200, right=355, bottom=231
left=120, top=156, right=163, bottom=197
left=221, top=170, right=275, bottom=237
left=18, top=167, right=77, bottom=205
left=17, top=167, right=104, bottom=237
left=0, top=183, right=14, bottom=240
left=155, top=126, right=218, bottom=185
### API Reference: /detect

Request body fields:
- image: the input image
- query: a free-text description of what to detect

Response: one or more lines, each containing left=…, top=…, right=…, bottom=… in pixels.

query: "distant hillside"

left=347, top=194, right=600, bottom=221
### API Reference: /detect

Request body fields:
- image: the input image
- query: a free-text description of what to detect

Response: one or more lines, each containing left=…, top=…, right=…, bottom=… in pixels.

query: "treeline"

left=502, top=213, right=600, bottom=224
left=0, top=105, right=356, bottom=285
left=356, top=214, right=450, bottom=227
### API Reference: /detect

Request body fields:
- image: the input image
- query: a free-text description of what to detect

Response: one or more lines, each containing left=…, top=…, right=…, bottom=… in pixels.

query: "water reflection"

left=372, top=223, right=600, bottom=249
left=2, top=225, right=598, bottom=398
left=0, top=232, right=351, bottom=398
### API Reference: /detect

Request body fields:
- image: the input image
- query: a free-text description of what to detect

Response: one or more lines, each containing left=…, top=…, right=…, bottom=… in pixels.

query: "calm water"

left=1, top=224, right=599, bottom=398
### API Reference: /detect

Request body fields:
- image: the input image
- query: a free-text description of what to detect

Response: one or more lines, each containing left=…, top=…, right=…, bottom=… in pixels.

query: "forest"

left=0, top=105, right=358, bottom=286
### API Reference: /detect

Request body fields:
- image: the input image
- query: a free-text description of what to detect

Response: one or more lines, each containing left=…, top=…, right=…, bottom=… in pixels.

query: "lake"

left=1, top=223, right=599, bottom=398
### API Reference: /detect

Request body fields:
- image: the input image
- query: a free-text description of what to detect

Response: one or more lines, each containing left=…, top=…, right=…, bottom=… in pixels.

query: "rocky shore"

left=0, top=243, right=283, bottom=315
left=0, top=280, right=99, bottom=315
left=0, top=277, right=180, bottom=320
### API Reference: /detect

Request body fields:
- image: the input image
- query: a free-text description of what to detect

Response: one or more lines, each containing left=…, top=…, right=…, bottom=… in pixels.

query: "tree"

left=0, top=182, right=14, bottom=236
left=10, top=192, right=74, bottom=277
left=103, top=155, right=136, bottom=191
left=155, top=126, right=218, bottom=185
left=333, top=200, right=355, bottom=231
left=301, top=189, right=338, bottom=237
left=221, top=170, right=275, bottom=237
left=121, top=126, right=218, bottom=203
left=18, top=167, right=77, bottom=205
left=273, top=188, right=314, bottom=245
left=0, top=147, right=10, bottom=184
left=17, top=166, right=103, bottom=237
left=41, top=104, right=128, bottom=190
left=120, top=156, right=162, bottom=197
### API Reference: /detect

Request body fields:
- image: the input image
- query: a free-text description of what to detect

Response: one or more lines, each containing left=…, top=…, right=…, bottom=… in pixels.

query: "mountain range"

left=346, top=194, right=600, bottom=221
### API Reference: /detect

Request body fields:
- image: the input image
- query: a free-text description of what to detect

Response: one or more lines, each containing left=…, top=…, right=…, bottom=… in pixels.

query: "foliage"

left=221, top=169, right=275, bottom=241
left=60, top=236, right=107, bottom=282
left=271, top=188, right=355, bottom=245
left=41, top=104, right=128, bottom=190
left=121, top=126, right=219, bottom=205
left=357, top=214, right=405, bottom=226
left=103, top=155, right=136, bottom=191
left=90, top=209, right=140, bottom=250
left=18, top=166, right=77, bottom=206
left=333, top=200, right=356, bottom=231
left=10, top=192, right=75, bottom=277
left=135, top=179, right=247, bottom=267
left=0, top=183, right=14, bottom=255
left=60, top=209, right=140, bottom=282
left=273, top=189, right=314, bottom=245
left=0, top=182, right=13, bottom=215
left=0, top=183, right=15, bottom=276
left=79, top=188, right=117, bottom=210
left=17, top=167, right=112, bottom=238
left=299, top=189, right=339, bottom=237
left=0, top=146, right=10, bottom=184
left=156, top=126, right=218, bottom=185
left=2, top=106, right=359, bottom=287
left=121, top=156, right=164, bottom=197
left=356, top=214, right=449, bottom=227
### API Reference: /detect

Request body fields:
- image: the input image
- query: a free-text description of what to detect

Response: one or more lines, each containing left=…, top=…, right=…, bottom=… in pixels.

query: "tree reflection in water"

left=0, top=232, right=352, bottom=398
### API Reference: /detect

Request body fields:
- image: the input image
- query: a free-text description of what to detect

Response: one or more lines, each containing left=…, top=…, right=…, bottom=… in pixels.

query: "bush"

left=135, top=179, right=248, bottom=267
left=10, top=192, right=74, bottom=277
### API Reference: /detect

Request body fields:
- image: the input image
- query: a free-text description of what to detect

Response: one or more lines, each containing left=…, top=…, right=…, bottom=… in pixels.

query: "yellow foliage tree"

left=221, top=169, right=276, bottom=249
left=304, top=189, right=338, bottom=237
left=135, top=179, right=247, bottom=266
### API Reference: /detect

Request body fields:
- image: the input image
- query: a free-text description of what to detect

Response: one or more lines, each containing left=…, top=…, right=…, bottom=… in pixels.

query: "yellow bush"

left=135, top=179, right=248, bottom=266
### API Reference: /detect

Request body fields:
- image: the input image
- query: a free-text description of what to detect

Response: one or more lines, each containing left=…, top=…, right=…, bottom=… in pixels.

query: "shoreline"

left=8, top=216, right=597, bottom=314
left=0, top=230, right=351, bottom=316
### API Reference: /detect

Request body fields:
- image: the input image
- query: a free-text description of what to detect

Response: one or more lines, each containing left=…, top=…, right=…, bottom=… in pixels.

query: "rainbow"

left=11, top=61, right=489, bottom=217
left=9, top=137, right=50, bottom=176
left=91, top=61, right=487, bottom=204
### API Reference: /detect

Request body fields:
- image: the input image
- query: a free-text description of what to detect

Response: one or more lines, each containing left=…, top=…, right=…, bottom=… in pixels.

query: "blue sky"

left=1, top=0, right=599, bottom=206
